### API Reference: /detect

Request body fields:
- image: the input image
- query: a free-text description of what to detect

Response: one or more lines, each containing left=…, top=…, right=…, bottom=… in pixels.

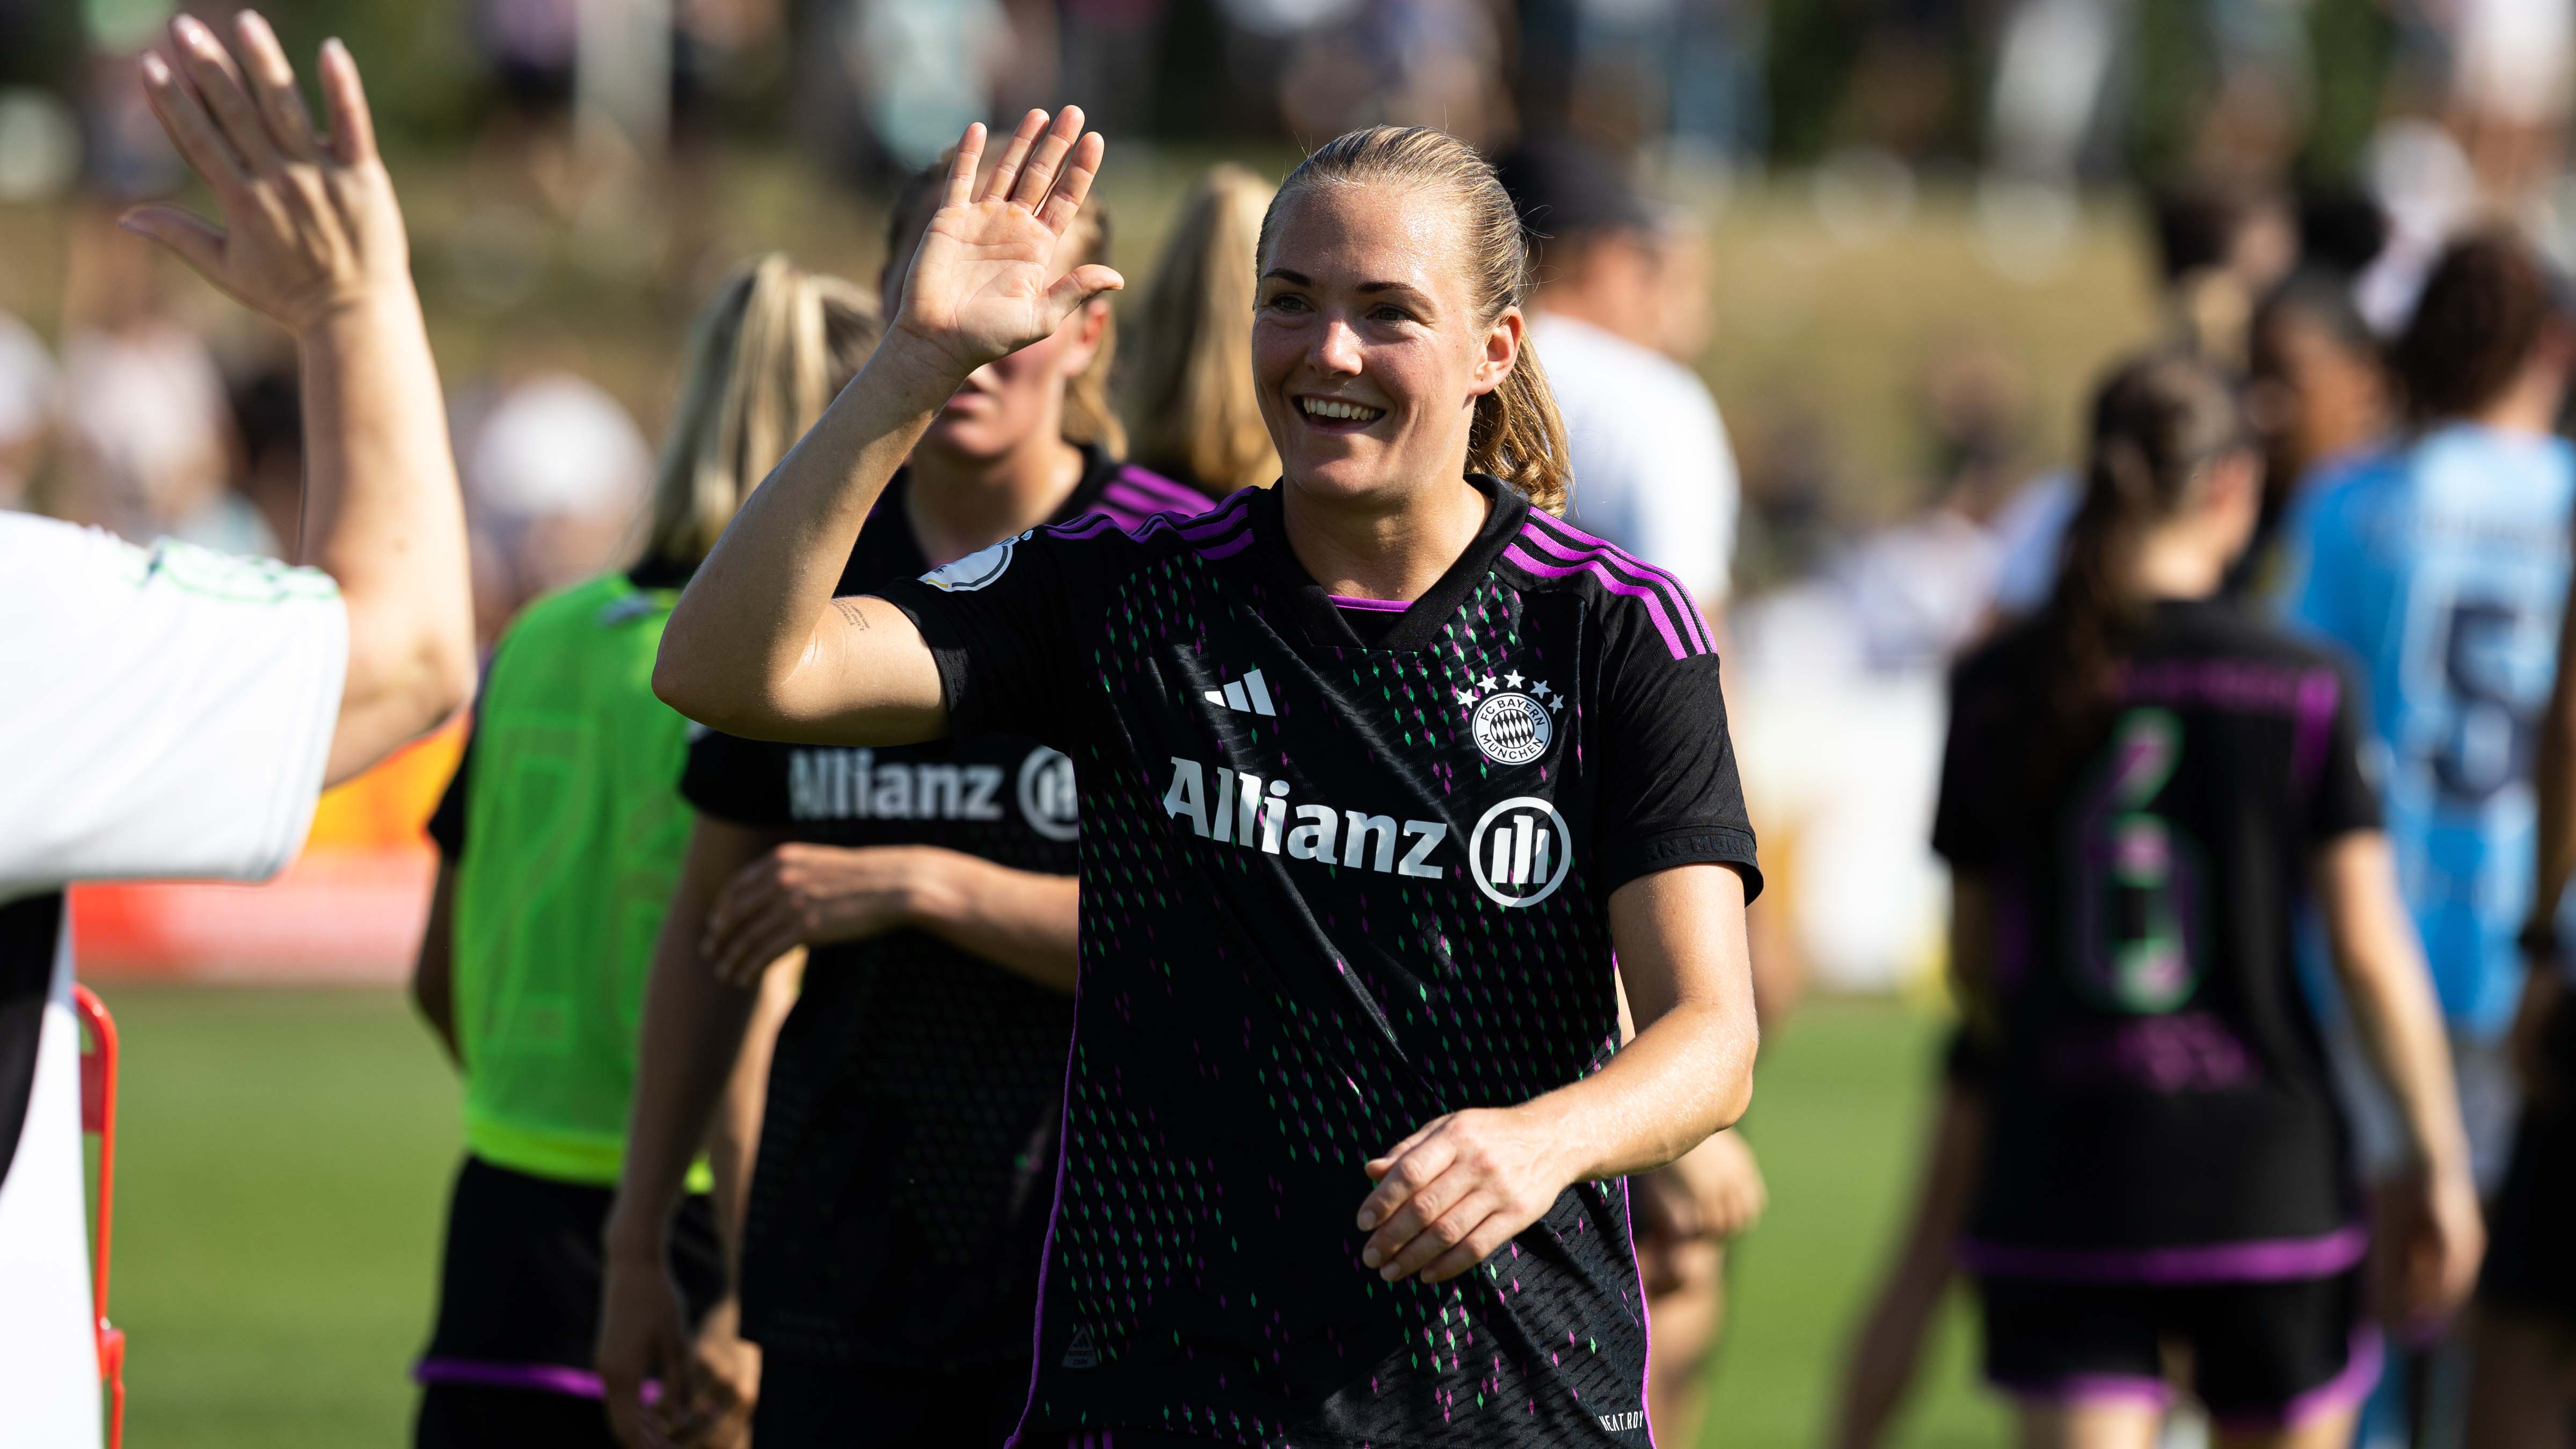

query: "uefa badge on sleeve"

left=1455, top=668, right=1560, bottom=767
left=920, top=528, right=1035, bottom=593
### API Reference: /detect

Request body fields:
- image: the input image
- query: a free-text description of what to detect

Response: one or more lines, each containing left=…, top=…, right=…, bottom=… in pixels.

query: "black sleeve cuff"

left=877, top=582, right=983, bottom=738
left=1599, top=824, right=1763, bottom=905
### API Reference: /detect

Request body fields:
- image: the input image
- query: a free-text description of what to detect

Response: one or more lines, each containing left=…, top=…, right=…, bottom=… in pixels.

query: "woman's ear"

left=2207, top=447, right=2265, bottom=523
left=1058, top=295, right=1112, bottom=378
left=1472, top=307, right=1524, bottom=398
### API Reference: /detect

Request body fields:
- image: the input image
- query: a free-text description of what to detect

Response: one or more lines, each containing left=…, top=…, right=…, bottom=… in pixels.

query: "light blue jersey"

left=2283, top=424, right=2576, bottom=1038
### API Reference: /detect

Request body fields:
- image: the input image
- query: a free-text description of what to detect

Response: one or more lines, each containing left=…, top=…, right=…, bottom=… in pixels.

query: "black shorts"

left=751, top=1352, right=1031, bottom=1449
left=2482, top=1080, right=2576, bottom=1328
left=1977, top=1270, right=2379, bottom=1429
left=414, top=1155, right=726, bottom=1449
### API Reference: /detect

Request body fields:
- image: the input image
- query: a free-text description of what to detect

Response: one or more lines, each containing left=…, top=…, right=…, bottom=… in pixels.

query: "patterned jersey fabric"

left=878, top=475, right=1759, bottom=1447
left=1935, top=600, right=2381, bottom=1266
left=684, top=449, right=1208, bottom=1371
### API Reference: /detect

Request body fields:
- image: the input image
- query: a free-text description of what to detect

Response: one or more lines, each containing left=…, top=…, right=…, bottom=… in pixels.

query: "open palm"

left=126, top=12, right=408, bottom=337
left=894, top=107, right=1124, bottom=376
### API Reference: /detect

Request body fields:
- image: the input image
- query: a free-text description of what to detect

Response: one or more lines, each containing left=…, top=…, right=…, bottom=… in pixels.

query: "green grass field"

left=88, top=986, right=2005, bottom=1447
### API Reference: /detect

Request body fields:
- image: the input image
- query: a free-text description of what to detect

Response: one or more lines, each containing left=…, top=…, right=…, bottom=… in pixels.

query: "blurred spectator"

left=842, top=0, right=1010, bottom=172
left=1836, top=348, right=2026, bottom=672
left=1500, top=137, right=1739, bottom=615
left=2150, top=177, right=2298, bottom=364
left=2233, top=267, right=2391, bottom=594
left=457, top=370, right=652, bottom=644
left=1534, top=0, right=1770, bottom=159
left=1059, top=0, right=1169, bottom=138
left=1990, top=181, right=2307, bottom=615
left=1732, top=401, right=1840, bottom=594
left=1267, top=0, right=1515, bottom=148
left=228, top=359, right=306, bottom=556
left=57, top=290, right=265, bottom=554
left=0, top=311, right=56, bottom=513
left=2446, top=0, right=2572, bottom=210
left=1648, top=206, right=1718, bottom=365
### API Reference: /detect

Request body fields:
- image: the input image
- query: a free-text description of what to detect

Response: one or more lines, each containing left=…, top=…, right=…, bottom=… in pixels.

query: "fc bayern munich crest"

left=1456, top=668, right=1561, bottom=767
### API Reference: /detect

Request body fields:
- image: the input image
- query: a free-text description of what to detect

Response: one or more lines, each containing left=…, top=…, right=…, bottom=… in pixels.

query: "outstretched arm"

left=654, top=108, right=1121, bottom=745
left=1355, top=863, right=1757, bottom=1284
left=129, top=13, right=474, bottom=785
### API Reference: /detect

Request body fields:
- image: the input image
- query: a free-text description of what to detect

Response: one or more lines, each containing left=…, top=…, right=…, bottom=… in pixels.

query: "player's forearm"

left=2346, top=951, right=2472, bottom=1179
left=1521, top=996, right=1755, bottom=1185
left=609, top=890, right=763, bottom=1261
left=1528, top=864, right=1759, bottom=1183
left=2322, top=835, right=2472, bottom=1179
left=655, top=333, right=961, bottom=734
left=706, top=954, right=798, bottom=1280
left=299, top=293, right=476, bottom=785
left=906, top=851, right=1079, bottom=993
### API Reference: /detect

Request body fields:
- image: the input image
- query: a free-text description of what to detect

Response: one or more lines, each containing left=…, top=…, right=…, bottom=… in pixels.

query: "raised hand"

left=125, top=12, right=411, bottom=337
left=892, top=107, right=1123, bottom=379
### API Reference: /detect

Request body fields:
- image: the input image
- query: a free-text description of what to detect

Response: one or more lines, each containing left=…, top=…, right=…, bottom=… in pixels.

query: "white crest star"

left=1530, top=680, right=1552, bottom=700
left=1504, top=671, right=1526, bottom=690
left=1455, top=689, right=1479, bottom=708
left=1478, top=674, right=1501, bottom=691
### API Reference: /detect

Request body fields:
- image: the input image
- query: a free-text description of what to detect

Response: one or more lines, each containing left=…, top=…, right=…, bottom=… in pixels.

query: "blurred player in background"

left=1123, top=164, right=1281, bottom=498
left=0, top=16, right=474, bottom=1446
left=2469, top=467, right=2576, bottom=1448
left=1498, top=133, right=1767, bottom=1446
left=1498, top=137, right=1739, bottom=624
left=405, top=255, right=879, bottom=1449
left=1937, top=354, right=2479, bottom=1448
left=2281, top=228, right=2576, bottom=1449
left=651, top=111, right=1762, bottom=1448
left=600, top=156, right=1205, bottom=1449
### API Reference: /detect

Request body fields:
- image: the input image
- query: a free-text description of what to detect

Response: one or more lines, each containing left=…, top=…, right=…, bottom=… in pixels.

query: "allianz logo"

left=789, top=746, right=1079, bottom=841
left=1160, top=756, right=1446, bottom=877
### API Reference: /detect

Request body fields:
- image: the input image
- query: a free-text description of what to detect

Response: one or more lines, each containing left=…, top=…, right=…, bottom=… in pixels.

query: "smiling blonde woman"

left=651, top=110, right=1762, bottom=1447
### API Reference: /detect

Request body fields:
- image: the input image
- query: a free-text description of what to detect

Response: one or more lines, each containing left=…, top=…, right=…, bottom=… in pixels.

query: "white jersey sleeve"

left=1622, top=382, right=1738, bottom=609
left=0, top=514, right=347, bottom=898
left=1539, top=313, right=1740, bottom=610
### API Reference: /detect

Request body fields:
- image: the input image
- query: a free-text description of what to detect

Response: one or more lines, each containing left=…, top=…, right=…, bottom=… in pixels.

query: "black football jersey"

left=877, top=474, right=1759, bottom=1447
left=1934, top=599, right=2382, bottom=1276
left=683, top=448, right=1209, bottom=1370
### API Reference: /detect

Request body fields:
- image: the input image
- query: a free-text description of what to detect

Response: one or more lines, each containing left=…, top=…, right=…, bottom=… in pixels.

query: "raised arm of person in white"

left=128, top=12, right=476, bottom=787
left=0, top=16, right=473, bottom=897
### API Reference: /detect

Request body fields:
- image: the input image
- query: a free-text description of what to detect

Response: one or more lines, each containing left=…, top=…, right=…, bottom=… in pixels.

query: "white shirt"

left=1532, top=311, right=1740, bottom=609
left=0, top=515, right=346, bottom=1449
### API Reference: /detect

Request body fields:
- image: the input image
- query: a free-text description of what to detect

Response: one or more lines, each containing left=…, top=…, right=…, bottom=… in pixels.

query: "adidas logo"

left=1062, top=1325, right=1099, bottom=1369
left=1200, top=667, right=1277, bottom=717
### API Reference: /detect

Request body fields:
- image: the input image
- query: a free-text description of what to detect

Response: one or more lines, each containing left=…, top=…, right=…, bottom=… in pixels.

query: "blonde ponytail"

left=640, top=255, right=880, bottom=571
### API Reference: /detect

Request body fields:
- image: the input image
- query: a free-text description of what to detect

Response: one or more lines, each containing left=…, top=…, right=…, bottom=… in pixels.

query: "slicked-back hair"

left=1258, top=126, right=1571, bottom=514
